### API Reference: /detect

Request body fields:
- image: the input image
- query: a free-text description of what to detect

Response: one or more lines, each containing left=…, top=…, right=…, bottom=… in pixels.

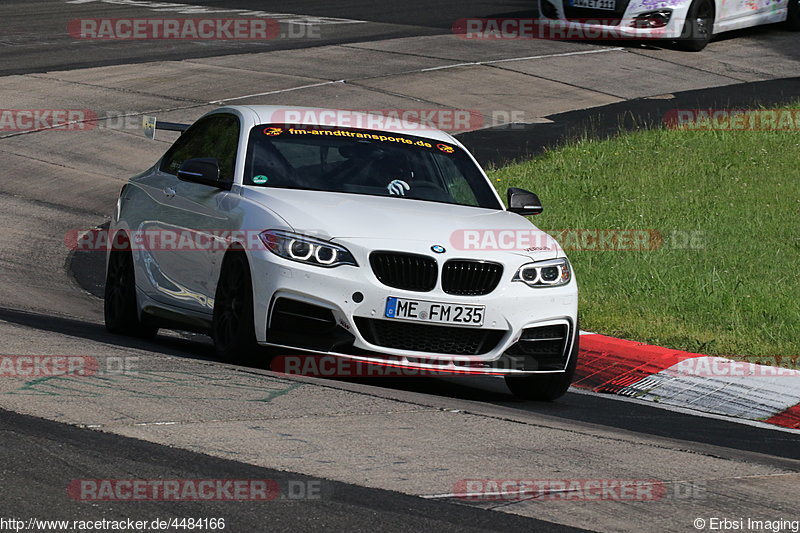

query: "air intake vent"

left=502, top=324, right=571, bottom=370
left=354, top=318, right=504, bottom=355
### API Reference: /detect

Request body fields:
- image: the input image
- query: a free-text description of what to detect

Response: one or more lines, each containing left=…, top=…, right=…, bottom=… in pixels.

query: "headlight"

left=513, top=258, right=571, bottom=287
left=259, top=230, right=357, bottom=268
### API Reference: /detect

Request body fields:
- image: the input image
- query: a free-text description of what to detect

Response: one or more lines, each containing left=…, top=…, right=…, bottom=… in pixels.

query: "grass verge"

left=489, top=108, right=800, bottom=356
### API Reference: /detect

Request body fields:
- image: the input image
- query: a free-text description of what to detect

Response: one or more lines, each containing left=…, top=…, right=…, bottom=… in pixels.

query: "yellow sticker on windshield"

left=436, top=143, right=455, bottom=154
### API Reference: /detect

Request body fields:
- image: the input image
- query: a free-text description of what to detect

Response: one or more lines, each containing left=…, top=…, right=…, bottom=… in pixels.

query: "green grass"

left=488, top=111, right=800, bottom=357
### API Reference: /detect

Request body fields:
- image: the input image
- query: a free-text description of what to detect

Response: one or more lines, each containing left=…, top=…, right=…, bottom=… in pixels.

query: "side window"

left=160, top=114, right=240, bottom=182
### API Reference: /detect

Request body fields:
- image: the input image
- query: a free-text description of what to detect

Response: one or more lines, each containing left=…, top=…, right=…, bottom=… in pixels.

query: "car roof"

left=219, top=105, right=460, bottom=145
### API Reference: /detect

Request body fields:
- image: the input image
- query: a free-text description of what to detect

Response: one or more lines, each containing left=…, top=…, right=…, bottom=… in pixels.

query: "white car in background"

left=105, top=106, right=579, bottom=400
left=538, top=0, right=799, bottom=50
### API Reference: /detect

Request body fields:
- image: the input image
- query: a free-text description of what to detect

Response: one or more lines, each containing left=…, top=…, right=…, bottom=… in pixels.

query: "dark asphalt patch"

left=0, top=407, right=588, bottom=532
left=457, top=76, right=800, bottom=167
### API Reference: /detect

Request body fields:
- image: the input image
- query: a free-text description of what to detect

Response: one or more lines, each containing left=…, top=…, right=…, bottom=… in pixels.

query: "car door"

left=150, top=113, right=242, bottom=314
left=718, top=0, right=778, bottom=23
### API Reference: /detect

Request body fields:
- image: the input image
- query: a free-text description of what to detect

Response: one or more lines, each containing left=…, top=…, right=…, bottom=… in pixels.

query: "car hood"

left=242, top=187, right=561, bottom=260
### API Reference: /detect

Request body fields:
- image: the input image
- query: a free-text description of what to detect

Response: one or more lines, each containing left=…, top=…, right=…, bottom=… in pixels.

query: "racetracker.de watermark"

left=68, top=18, right=280, bottom=40
left=271, top=354, right=528, bottom=377
left=65, top=228, right=268, bottom=252
left=452, top=18, right=669, bottom=40
left=0, top=356, right=96, bottom=377
left=666, top=357, right=800, bottom=378
left=66, top=228, right=705, bottom=252
left=0, top=355, right=139, bottom=377
left=270, top=108, right=484, bottom=133
left=0, top=109, right=173, bottom=133
left=68, top=479, right=324, bottom=501
left=0, top=109, right=96, bottom=132
left=449, top=229, right=705, bottom=252
left=664, top=109, right=800, bottom=131
left=452, top=479, right=706, bottom=501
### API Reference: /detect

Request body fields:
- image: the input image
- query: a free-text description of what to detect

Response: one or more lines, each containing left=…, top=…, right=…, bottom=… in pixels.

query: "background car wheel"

left=504, top=326, right=579, bottom=401
left=104, top=242, right=158, bottom=338
left=677, top=0, right=715, bottom=51
left=787, top=0, right=800, bottom=30
left=212, top=251, right=262, bottom=363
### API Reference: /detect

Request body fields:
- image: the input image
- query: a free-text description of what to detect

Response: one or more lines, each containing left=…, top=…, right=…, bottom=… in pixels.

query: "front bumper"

left=538, top=0, right=691, bottom=39
left=248, top=244, right=579, bottom=375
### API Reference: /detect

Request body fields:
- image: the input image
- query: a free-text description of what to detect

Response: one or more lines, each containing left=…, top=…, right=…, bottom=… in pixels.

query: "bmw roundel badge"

left=431, top=245, right=446, bottom=254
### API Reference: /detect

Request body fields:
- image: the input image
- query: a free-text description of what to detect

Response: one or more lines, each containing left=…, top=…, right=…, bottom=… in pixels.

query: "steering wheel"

left=408, top=181, right=451, bottom=202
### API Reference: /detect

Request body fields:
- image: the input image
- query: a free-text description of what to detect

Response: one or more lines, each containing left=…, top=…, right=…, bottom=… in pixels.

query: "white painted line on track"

left=210, top=80, right=344, bottom=104
left=207, top=48, right=625, bottom=113
left=489, top=47, right=626, bottom=64
left=417, top=47, right=625, bottom=73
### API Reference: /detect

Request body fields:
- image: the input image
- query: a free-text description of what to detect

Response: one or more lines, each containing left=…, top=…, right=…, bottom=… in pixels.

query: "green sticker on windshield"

left=253, top=175, right=268, bottom=184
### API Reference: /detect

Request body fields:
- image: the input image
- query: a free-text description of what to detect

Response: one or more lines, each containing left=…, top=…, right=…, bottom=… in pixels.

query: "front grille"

left=501, top=324, right=571, bottom=370
left=442, top=260, right=503, bottom=296
left=370, top=252, right=437, bottom=292
left=354, top=318, right=504, bottom=355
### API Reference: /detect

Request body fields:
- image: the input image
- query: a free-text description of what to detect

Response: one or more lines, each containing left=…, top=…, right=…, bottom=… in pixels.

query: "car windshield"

left=244, top=124, right=502, bottom=209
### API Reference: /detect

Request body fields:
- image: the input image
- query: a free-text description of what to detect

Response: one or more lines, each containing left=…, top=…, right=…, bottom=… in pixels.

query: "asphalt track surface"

left=1, top=1, right=799, bottom=531
left=4, top=303, right=800, bottom=464
left=65, top=77, right=800, bottom=461
left=2, top=0, right=796, bottom=74
left=2, top=0, right=538, bottom=75
left=1, top=407, right=588, bottom=532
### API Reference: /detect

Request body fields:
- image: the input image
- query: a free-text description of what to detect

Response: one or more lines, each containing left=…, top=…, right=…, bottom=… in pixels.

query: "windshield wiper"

left=256, top=184, right=326, bottom=192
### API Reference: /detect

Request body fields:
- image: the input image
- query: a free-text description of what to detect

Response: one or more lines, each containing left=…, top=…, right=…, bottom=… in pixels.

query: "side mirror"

left=177, top=158, right=231, bottom=190
left=507, top=187, right=543, bottom=216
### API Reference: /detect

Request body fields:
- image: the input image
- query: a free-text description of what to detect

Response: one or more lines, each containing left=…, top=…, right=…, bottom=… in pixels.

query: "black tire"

left=677, top=0, right=715, bottom=51
left=104, top=241, right=158, bottom=338
left=787, top=0, right=800, bottom=30
left=504, top=327, right=579, bottom=401
left=212, top=251, right=262, bottom=362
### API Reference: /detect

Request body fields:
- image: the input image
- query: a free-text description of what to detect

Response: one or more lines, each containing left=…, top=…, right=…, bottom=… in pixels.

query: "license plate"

left=385, top=297, right=485, bottom=327
left=571, top=0, right=616, bottom=9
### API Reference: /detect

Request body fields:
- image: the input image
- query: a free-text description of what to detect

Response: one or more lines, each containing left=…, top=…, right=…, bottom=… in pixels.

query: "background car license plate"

left=385, top=297, right=484, bottom=326
left=571, top=0, right=616, bottom=9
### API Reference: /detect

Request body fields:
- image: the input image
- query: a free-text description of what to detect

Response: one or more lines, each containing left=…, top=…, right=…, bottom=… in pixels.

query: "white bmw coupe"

left=538, top=0, right=799, bottom=50
left=105, top=106, right=579, bottom=400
